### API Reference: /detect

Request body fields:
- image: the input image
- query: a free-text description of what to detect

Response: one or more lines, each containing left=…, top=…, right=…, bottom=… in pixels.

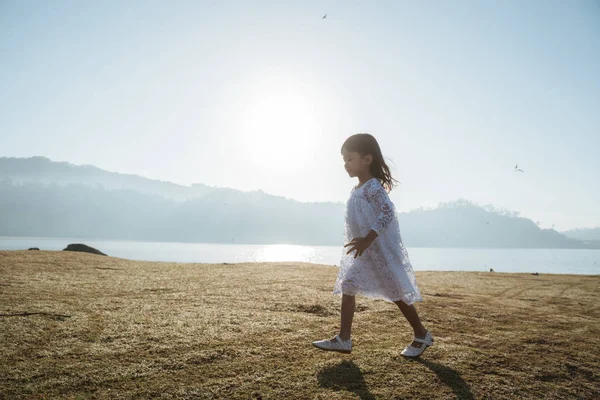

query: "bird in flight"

left=514, top=164, right=524, bottom=173
left=322, top=14, right=327, bottom=19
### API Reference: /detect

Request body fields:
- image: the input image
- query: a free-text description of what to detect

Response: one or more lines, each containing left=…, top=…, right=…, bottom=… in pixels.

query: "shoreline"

left=3, top=234, right=600, bottom=250
left=1, top=249, right=598, bottom=277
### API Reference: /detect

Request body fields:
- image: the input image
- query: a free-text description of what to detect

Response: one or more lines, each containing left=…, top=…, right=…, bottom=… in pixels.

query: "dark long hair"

left=341, top=133, right=399, bottom=192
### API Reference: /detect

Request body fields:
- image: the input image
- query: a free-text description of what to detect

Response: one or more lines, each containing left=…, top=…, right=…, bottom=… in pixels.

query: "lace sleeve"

left=365, top=180, right=395, bottom=235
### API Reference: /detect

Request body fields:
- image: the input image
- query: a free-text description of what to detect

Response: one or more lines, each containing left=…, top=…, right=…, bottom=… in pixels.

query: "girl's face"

left=342, top=150, right=372, bottom=177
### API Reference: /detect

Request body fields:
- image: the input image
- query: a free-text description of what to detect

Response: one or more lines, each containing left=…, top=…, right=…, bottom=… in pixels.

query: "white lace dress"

left=333, top=178, right=422, bottom=304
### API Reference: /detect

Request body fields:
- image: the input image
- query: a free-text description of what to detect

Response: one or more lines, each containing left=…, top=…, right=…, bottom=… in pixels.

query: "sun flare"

left=240, top=82, right=323, bottom=172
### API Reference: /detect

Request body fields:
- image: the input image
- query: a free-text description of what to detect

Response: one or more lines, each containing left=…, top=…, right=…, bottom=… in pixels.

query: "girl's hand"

left=344, top=230, right=378, bottom=258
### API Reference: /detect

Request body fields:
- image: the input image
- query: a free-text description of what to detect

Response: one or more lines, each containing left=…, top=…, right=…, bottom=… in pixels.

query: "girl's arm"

left=366, top=181, right=395, bottom=235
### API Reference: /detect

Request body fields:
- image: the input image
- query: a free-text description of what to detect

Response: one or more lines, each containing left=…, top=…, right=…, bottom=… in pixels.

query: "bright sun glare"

left=250, top=244, right=318, bottom=263
left=240, top=80, right=323, bottom=172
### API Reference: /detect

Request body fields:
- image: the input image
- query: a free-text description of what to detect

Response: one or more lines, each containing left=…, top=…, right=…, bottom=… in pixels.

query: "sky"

left=1, top=0, right=599, bottom=231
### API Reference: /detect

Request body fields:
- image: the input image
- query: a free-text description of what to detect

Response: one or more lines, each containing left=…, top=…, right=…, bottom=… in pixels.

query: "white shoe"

left=401, top=331, right=433, bottom=358
left=312, top=334, right=352, bottom=354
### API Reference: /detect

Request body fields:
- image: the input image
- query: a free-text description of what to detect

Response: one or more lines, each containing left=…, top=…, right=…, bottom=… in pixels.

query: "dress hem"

left=332, top=289, right=422, bottom=305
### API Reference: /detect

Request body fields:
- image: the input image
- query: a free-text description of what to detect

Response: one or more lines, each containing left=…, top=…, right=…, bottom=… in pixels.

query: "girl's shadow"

left=317, top=360, right=375, bottom=400
left=316, top=359, right=474, bottom=400
left=411, top=358, right=475, bottom=400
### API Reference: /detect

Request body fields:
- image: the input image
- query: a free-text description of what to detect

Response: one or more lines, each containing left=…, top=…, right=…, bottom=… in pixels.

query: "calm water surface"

left=1, top=236, right=599, bottom=275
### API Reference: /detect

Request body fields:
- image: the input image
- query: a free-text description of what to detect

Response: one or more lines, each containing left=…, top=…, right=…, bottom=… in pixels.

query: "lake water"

left=1, top=236, right=599, bottom=275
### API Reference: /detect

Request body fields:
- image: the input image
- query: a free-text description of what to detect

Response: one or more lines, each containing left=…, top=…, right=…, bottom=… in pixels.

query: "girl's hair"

left=341, top=133, right=399, bottom=192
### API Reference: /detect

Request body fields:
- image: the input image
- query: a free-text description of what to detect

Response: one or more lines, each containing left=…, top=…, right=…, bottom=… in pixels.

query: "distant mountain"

left=0, top=156, right=213, bottom=201
left=562, top=227, right=600, bottom=247
left=0, top=156, right=597, bottom=249
left=398, top=200, right=590, bottom=248
left=0, top=179, right=343, bottom=245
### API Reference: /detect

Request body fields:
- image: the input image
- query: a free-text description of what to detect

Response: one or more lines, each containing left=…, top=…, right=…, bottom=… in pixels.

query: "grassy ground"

left=1, top=250, right=599, bottom=399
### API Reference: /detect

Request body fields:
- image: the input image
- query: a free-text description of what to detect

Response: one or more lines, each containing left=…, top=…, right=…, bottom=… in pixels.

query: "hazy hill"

left=0, top=156, right=596, bottom=249
left=0, top=179, right=344, bottom=245
left=397, top=200, right=587, bottom=248
left=0, top=156, right=213, bottom=201
left=562, top=227, right=600, bottom=241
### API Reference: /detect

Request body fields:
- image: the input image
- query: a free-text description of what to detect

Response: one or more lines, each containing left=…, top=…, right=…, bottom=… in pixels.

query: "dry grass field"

left=1, top=250, right=599, bottom=399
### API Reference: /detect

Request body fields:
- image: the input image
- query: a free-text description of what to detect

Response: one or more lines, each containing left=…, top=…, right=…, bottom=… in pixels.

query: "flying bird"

left=322, top=14, right=327, bottom=19
left=514, top=164, right=524, bottom=173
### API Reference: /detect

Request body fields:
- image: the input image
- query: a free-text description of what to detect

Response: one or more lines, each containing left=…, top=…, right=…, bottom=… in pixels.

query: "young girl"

left=312, top=133, right=433, bottom=358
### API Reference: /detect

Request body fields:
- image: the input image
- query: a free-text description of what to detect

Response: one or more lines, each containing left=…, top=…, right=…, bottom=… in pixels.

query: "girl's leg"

left=394, top=300, right=428, bottom=347
left=338, top=294, right=355, bottom=341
